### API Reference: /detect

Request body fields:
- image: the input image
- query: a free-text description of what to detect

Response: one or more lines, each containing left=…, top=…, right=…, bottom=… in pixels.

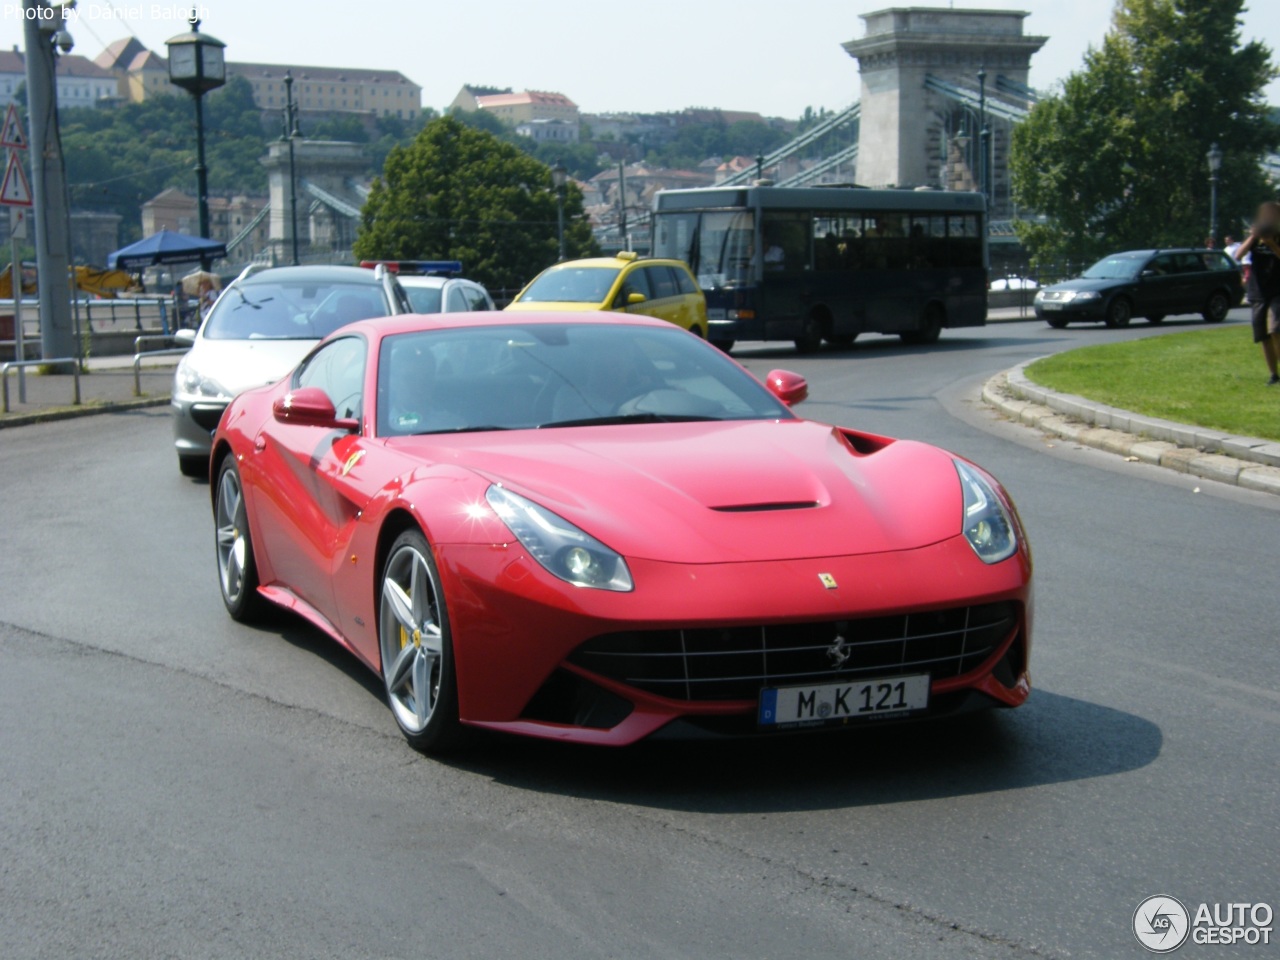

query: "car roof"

left=342, top=310, right=672, bottom=340
left=396, top=275, right=449, bottom=289
left=1107, top=249, right=1224, bottom=258
left=239, top=264, right=383, bottom=286
left=543, top=256, right=688, bottom=271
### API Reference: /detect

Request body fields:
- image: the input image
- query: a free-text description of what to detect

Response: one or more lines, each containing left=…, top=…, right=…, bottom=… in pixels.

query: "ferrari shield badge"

left=341, top=449, right=365, bottom=477
left=818, top=572, right=838, bottom=590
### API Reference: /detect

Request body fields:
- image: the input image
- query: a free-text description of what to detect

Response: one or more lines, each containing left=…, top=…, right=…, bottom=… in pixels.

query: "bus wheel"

left=710, top=339, right=735, bottom=354
left=825, top=333, right=857, bottom=348
left=795, top=316, right=824, bottom=354
left=901, top=304, right=943, bottom=345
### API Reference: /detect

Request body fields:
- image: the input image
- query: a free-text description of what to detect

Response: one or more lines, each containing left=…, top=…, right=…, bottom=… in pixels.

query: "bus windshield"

left=654, top=210, right=753, bottom=290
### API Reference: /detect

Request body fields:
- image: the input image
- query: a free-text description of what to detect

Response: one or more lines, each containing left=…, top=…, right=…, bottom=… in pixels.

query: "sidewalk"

left=0, top=354, right=177, bottom=429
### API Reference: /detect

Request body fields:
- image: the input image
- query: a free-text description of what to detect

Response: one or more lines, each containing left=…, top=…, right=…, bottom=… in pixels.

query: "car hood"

left=1046, top=277, right=1129, bottom=293
left=187, top=337, right=317, bottom=396
left=394, top=420, right=964, bottom=563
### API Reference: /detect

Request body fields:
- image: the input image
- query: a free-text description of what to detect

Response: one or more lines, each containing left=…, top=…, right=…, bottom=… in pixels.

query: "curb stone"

left=0, top=396, right=170, bottom=430
left=982, top=362, right=1280, bottom=497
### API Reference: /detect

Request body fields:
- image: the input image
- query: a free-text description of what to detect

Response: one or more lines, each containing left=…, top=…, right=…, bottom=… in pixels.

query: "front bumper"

left=172, top=394, right=229, bottom=459
left=1035, top=298, right=1104, bottom=320
left=437, top=535, right=1033, bottom=745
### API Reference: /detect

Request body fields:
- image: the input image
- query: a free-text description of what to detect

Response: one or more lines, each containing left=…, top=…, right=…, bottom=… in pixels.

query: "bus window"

left=697, top=211, right=754, bottom=289
left=949, top=215, right=983, bottom=268
left=865, top=213, right=910, bottom=270
left=761, top=213, right=810, bottom=273
left=814, top=216, right=863, bottom=272
left=654, top=213, right=699, bottom=272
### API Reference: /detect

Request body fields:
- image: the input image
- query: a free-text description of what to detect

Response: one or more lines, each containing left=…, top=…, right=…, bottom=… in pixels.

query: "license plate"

left=1041, top=301, right=1063, bottom=311
left=706, top=307, right=727, bottom=322
left=758, top=674, right=930, bottom=728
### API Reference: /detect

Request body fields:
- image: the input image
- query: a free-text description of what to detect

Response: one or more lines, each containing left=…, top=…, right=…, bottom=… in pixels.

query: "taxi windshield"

left=518, top=267, right=619, bottom=304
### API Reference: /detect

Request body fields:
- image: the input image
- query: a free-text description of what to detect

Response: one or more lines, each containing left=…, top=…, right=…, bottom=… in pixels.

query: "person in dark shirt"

left=1233, top=201, right=1280, bottom=385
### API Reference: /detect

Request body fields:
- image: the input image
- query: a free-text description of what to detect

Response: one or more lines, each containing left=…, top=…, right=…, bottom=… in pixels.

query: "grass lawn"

left=1025, top=327, right=1280, bottom=442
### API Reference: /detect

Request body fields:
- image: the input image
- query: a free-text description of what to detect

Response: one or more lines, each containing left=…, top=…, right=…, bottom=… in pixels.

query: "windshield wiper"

left=538, top=413, right=723, bottom=428
left=412, top=425, right=513, bottom=435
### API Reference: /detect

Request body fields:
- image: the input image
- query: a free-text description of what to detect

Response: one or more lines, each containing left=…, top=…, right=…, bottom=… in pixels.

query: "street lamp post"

left=551, top=163, right=567, bottom=262
left=977, top=67, right=990, bottom=204
left=166, top=11, right=226, bottom=248
left=1207, top=142, right=1223, bottom=247
left=282, top=71, right=301, bottom=266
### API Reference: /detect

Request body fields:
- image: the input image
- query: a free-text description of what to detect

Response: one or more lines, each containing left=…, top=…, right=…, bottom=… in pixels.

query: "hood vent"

left=710, top=501, right=819, bottom=513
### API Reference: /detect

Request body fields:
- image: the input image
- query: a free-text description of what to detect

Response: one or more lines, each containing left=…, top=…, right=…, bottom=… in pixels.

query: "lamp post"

left=166, top=11, right=226, bottom=246
left=1207, top=142, right=1223, bottom=248
left=977, top=67, right=990, bottom=204
left=282, top=71, right=301, bottom=266
left=551, top=163, right=567, bottom=262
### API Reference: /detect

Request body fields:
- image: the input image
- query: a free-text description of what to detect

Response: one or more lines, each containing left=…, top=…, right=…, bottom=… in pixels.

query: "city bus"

left=651, top=185, right=988, bottom=352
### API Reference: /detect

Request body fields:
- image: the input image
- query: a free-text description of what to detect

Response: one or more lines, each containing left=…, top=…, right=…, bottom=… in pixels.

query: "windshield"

left=655, top=211, right=754, bottom=290
left=378, top=323, right=790, bottom=436
left=203, top=280, right=389, bottom=340
left=1081, top=256, right=1144, bottom=280
left=518, top=267, right=619, bottom=304
left=404, top=285, right=443, bottom=313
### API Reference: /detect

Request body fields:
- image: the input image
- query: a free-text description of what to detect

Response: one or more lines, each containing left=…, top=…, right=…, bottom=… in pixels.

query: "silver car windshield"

left=203, top=281, right=389, bottom=340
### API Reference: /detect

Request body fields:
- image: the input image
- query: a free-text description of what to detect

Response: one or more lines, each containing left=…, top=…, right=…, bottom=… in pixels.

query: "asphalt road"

left=2, top=312, right=1277, bottom=960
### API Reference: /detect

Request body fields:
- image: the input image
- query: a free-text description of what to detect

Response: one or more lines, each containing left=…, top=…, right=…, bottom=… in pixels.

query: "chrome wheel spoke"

left=382, top=577, right=417, bottom=633
left=387, top=643, right=416, bottom=695
left=412, top=648, right=431, bottom=728
left=409, top=556, right=426, bottom=624
left=421, top=623, right=443, bottom=657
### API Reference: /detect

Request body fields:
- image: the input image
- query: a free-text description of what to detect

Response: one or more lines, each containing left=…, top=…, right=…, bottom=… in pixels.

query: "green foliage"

left=1011, top=0, right=1279, bottom=265
left=355, top=115, right=599, bottom=292
left=645, top=118, right=790, bottom=170
left=60, top=76, right=269, bottom=241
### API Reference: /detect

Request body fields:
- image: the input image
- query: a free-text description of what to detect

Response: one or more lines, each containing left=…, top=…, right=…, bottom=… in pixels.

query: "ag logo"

left=1133, top=895, right=1190, bottom=953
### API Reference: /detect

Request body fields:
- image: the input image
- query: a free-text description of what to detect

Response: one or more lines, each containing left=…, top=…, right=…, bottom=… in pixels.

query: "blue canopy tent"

left=107, top=230, right=227, bottom=271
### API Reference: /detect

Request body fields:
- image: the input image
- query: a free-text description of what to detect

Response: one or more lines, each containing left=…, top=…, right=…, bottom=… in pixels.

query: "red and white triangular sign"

left=0, top=103, right=27, bottom=150
left=0, top=152, right=33, bottom=206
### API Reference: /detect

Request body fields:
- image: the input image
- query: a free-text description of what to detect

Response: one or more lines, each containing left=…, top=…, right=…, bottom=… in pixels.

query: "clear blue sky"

left=0, top=0, right=1276, bottom=117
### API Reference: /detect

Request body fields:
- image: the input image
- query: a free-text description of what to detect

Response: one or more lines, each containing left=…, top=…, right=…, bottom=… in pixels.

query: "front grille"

left=568, top=602, right=1017, bottom=702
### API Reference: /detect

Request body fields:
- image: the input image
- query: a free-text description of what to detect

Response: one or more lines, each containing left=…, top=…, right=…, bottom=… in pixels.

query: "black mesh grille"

left=568, top=602, right=1017, bottom=702
left=190, top=403, right=228, bottom=431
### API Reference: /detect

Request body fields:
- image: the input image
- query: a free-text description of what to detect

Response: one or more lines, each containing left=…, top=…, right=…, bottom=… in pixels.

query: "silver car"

left=172, top=264, right=409, bottom=477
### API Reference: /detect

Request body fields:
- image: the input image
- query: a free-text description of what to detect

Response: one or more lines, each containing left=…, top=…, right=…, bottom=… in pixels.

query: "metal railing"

left=2, top=357, right=80, bottom=414
left=133, top=334, right=190, bottom=397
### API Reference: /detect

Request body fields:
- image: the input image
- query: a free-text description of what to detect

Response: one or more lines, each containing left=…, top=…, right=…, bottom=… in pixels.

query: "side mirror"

left=627, top=292, right=647, bottom=305
left=764, top=369, right=808, bottom=406
left=272, top=387, right=357, bottom=431
left=173, top=328, right=196, bottom=346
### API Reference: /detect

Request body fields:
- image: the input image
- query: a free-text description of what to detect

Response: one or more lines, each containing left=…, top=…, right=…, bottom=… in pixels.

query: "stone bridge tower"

left=843, top=7, right=1046, bottom=217
left=262, top=139, right=369, bottom=263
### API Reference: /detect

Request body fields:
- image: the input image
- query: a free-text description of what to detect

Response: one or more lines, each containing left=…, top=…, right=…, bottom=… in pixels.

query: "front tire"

left=214, top=457, right=267, bottom=622
left=794, top=315, right=823, bottom=354
left=378, top=529, right=463, bottom=754
left=1104, top=297, right=1132, bottom=328
left=1045, top=315, right=1069, bottom=329
left=1202, top=291, right=1230, bottom=323
left=178, top=453, right=207, bottom=479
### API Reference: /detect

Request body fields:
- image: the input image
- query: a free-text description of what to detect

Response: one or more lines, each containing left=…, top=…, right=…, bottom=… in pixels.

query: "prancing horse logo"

left=818, top=572, right=838, bottom=589
left=826, top=634, right=851, bottom=667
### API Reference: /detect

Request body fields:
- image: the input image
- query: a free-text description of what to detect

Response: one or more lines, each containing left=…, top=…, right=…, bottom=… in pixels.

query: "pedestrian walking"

left=1232, top=201, right=1280, bottom=385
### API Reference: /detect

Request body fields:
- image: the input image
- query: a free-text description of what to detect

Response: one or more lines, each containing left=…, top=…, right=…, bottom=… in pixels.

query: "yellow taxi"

left=505, top=252, right=708, bottom=337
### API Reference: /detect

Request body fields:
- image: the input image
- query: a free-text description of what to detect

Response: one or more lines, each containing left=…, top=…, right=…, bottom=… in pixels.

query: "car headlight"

left=1073, top=291, right=1100, bottom=301
left=1033, top=290, right=1045, bottom=303
left=486, top=485, right=634, bottom=591
left=175, top=355, right=232, bottom=400
left=955, top=461, right=1017, bottom=564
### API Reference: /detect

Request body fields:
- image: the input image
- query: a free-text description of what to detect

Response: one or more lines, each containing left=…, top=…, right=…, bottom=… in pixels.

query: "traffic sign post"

left=1, top=110, right=31, bottom=402
left=0, top=103, right=27, bottom=151
left=9, top=208, right=26, bottom=402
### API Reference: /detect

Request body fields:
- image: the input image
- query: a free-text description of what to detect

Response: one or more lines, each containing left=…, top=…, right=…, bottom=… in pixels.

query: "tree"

left=1011, top=0, right=1279, bottom=265
left=355, top=115, right=598, bottom=292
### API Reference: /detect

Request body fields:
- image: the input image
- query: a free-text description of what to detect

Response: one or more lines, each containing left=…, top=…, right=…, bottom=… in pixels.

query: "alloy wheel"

left=379, top=543, right=445, bottom=735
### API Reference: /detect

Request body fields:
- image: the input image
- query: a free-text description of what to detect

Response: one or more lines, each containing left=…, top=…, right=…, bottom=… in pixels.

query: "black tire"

left=178, top=453, right=208, bottom=479
left=213, top=457, right=268, bottom=622
left=1146, top=314, right=1165, bottom=324
left=794, top=315, right=824, bottom=354
left=1045, top=315, right=1070, bottom=329
left=1104, top=297, right=1132, bottom=328
left=378, top=528, right=464, bottom=754
left=710, top=339, right=735, bottom=354
left=900, top=303, right=944, bottom=345
left=824, top=333, right=858, bottom=348
left=1202, top=291, right=1230, bottom=323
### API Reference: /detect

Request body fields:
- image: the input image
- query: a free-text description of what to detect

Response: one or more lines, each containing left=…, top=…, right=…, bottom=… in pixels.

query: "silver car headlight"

left=175, top=354, right=232, bottom=401
left=486, top=485, right=634, bottom=591
left=955, top=461, right=1017, bottom=564
left=1033, top=290, right=1045, bottom=303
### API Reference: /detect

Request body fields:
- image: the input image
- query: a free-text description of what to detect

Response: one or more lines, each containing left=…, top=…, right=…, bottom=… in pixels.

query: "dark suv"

left=1034, top=249, right=1243, bottom=328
